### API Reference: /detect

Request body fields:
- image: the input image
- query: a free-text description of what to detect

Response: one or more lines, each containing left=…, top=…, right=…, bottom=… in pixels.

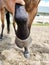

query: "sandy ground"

left=0, top=24, right=49, bottom=65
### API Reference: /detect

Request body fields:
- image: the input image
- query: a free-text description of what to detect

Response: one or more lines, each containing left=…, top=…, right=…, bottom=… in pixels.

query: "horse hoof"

left=24, top=51, right=30, bottom=58
left=0, top=35, right=3, bottom=39
left=0, top=37, right=2, bottom=39
left=7, top=31, right=10, bottom=34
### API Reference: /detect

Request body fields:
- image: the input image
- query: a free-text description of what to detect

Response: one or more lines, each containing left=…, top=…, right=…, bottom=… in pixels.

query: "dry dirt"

left=0, top=25, right=49, bottom=65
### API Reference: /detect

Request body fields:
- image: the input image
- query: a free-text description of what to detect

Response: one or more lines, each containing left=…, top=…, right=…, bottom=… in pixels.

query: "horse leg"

left=24, top=47, right=30, bottom=58
left=6, top=11, right=10, bottom=34
left=0, top=9, right=5, bottom=39
left=23, top=8, right=37, bottom=58
left=14, top=4, right=31, bottom=58
left=13, top=20, right=16, bottom=34
left=6, top=11, right=16, bottom=34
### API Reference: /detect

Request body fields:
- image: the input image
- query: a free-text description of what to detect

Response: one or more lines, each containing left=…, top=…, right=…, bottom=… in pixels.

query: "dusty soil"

left=0, top=25, right=49, bottom=65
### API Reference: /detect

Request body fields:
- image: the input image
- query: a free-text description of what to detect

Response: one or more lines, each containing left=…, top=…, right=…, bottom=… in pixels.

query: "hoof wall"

left=0, top=35, right=3, bottom=40
left=24, top=51, right=30, bottom=58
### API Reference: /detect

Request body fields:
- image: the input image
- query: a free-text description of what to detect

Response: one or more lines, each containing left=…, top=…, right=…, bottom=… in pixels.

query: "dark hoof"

left=7, top=31, right=10, bottom=34
left=0, top=35, right=3, bottom=39
left=7, top=29, right=10, bottom=34
left=24, top=51, right=30, bottom=58
left=0, top=36, right=2, bottom=39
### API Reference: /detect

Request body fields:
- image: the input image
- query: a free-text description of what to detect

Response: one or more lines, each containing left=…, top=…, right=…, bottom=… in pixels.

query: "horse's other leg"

left=13, top=20, right=16, bottom=34
left=0, top=9, right=5, bottom=39
left=6, top=11, right=10, bottom=33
